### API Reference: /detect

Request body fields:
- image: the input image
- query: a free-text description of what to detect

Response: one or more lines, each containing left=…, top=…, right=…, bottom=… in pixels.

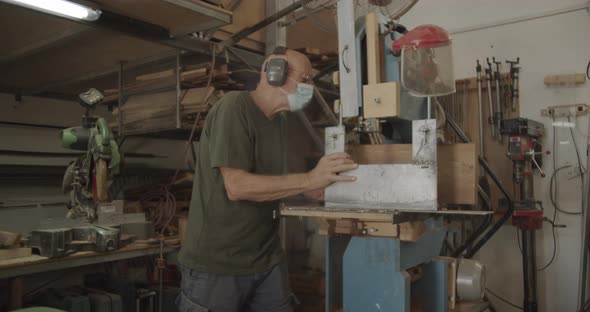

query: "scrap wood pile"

left=111, top=86, right=223, bottom=134
left=107, top=63, right=245, bottom=134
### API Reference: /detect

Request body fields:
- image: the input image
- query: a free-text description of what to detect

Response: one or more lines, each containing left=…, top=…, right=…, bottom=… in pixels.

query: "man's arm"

left=221, top=152, right=357, bottom=202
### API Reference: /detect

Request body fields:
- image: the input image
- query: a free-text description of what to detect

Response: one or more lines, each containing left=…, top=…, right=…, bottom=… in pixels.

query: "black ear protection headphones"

left=264, top=46, right=289, bottom=87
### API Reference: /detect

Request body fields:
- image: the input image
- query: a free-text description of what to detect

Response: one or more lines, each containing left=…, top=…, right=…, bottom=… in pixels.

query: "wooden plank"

left=0, top=248, right=31, bottom=261
left=212, top=30, right=265, bottom=52
left=281, top=206, right=492, bottom=226
left=365, top=12, right=380, bottom=85
left=182, top=86, right=216, bottom=106
left=544, top=73, right=586, bottom=86
left=438, top=75, right=519, bottom=209
left=316, top=219, right=424, bottom=241
left=217, top=0, right=265, bottom=45
left=350, top=144, right=477, bottom=204
left=437, top=144, right=477, bottom=205
left=0, top=242, right=176, bottom=270
left=136, top=69, right=175, bottom=82
left=182, top=68, right=209, bottom=81
left=334, top=221, right=357, bottom=235
left=135, top=66, right=211, bottom=84
left=280, top=207, right=394, bottom=222
left=361, top=222, right=398, bottom=238
left=399, top=221, right=426, bottom=241
left=435, top=256, right=458, bottom=310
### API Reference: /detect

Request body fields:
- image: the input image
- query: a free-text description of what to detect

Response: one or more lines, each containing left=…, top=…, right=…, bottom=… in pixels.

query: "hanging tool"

left=493, top=57, right=503, bottom=142
left=485, top=58, right=496, bottom=140
left=506, top=57, right=520, bottom=112
left=476, top=60, right=491, bottom=197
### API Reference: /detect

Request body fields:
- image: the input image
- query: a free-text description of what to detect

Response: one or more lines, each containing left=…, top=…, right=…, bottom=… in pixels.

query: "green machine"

left=60, top=88, right=121, bottom=222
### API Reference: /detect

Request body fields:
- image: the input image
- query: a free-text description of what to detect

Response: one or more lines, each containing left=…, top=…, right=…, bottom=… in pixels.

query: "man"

left=177, top=48, right=357, bottom=312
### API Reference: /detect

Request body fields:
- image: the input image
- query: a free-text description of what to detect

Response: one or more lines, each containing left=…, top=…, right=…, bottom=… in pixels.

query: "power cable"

left=538, top=202, right=558, bottom=271
left=568, top=116, right=586, bottom=180
left=586, top=59, right=590, bottom=80
left=550, top=165, right=581, bottom=215
left=568, top=116, right=586, bottom=215
left=551, top=116, right=582, bottom=215
left=486, top=288, right=523, bottom=310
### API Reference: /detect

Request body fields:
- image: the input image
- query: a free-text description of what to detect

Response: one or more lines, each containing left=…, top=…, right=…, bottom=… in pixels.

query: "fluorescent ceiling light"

left=1, top=0, right=101, bottom=21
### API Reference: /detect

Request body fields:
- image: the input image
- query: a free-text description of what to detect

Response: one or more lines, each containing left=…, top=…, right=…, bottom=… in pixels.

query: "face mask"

left=280, top=78, right=314, bottom=111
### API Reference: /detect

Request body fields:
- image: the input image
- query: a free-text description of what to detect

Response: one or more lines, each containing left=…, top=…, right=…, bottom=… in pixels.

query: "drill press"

left=500, top=117, right=546, bottom=312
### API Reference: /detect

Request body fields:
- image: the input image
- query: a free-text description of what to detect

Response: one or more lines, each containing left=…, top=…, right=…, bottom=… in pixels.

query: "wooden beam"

left=0, top=248, right=31, bottom=261
left=318, top=218, right=425, bottom=241
left=280, top=207, right=394, bottom=222
left=350, top=144, right=477, bottom=205
left=365, top=12, right=380, bottom=85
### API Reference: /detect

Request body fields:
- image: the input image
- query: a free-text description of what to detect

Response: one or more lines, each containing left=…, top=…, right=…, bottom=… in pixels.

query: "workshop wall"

left=402, top=1, right=590, bottom=311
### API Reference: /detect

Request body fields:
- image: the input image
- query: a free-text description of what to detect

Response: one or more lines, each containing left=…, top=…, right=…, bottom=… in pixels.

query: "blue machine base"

left=326, top=218, right=448, bottom=312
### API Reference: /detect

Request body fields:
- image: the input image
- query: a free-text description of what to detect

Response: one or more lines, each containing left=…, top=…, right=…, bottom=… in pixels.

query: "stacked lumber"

left=107, top=63, right=251, bottom=134
left=111, top=86, right=223, bottom=134
left=104, top=64, right=244, bottom=101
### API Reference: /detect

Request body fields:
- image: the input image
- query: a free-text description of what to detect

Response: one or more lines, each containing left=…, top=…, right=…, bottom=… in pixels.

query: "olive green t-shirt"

left=178, top=91, right=285, bottom=274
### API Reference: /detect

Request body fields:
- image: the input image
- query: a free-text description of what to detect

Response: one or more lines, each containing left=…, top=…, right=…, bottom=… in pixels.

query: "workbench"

left=0, top=242, right=177, bottom=280
left=280, top=204, right=492, bottom=223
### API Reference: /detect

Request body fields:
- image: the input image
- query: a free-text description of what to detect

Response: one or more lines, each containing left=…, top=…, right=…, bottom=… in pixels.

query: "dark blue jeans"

left=176, top=263, right=293, bottom=312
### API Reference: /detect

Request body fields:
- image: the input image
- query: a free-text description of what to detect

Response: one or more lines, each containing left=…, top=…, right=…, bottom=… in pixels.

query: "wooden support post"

left=366, top=12, right=381, bottom=85
left=8, top=277, right=23, bottom=310
left=434, top=256, right=458, bottom=311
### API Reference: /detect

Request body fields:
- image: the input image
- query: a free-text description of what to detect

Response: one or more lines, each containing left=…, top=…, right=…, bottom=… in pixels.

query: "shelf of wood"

left=0, top=242, right=178, bottom=279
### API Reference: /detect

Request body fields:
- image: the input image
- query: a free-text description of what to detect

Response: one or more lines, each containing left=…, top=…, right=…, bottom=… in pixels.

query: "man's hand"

left=305, top=152, right=358, bottom=191
left=304, top=188, right=325, bottom=202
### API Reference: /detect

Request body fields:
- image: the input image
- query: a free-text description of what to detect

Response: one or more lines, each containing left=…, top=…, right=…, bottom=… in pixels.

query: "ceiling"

left=0, top=0, right=254, bottom=98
